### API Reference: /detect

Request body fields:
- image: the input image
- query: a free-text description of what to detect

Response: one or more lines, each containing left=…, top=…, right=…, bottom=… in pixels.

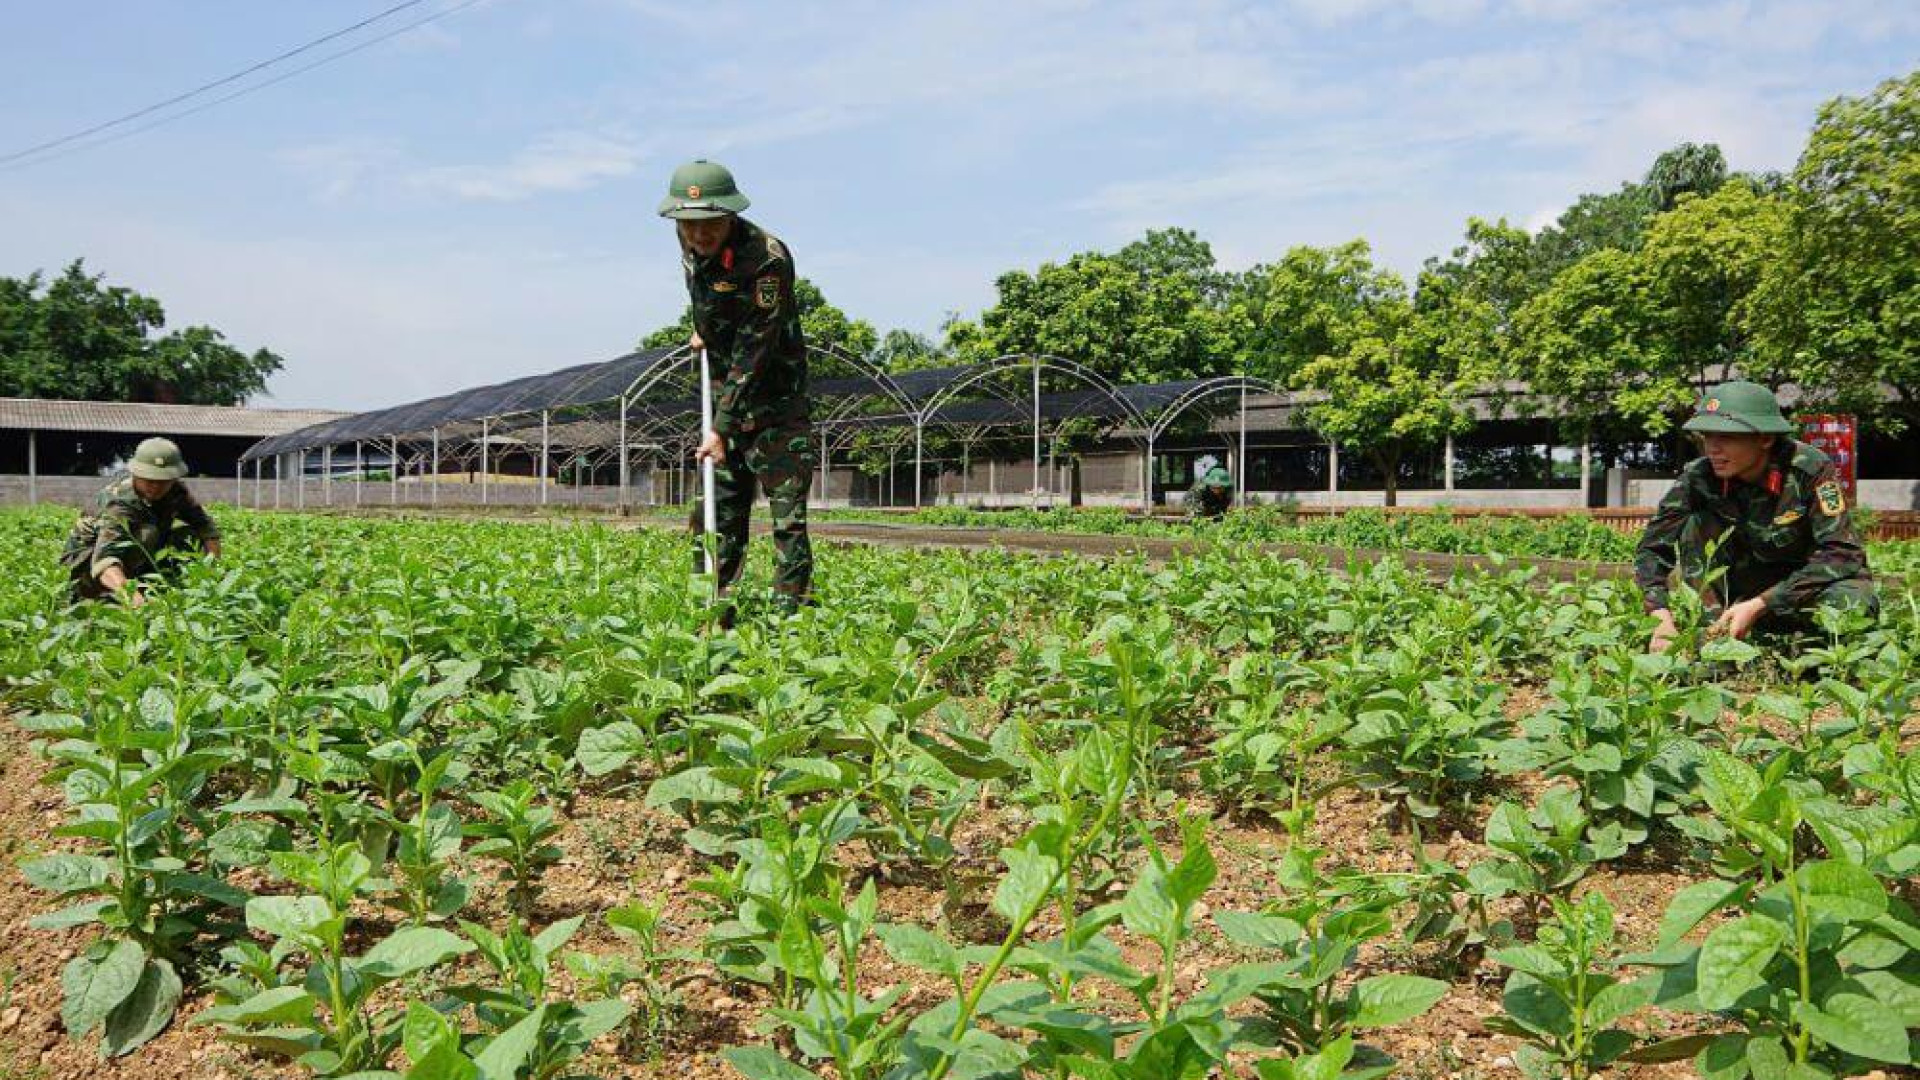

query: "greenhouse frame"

left=238, top=345, right=1278, bottom=511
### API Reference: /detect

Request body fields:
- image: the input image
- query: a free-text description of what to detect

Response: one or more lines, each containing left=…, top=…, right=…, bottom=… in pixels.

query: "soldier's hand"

left=1648, top=609, right=1678, bottom=654
left=694, top=430, right=727, bottom=466
left=205, top=539, right=223, bottom=559
left=1711, top=597, right=1768, bottom=641
left=689, top=332, right=705, bottom=351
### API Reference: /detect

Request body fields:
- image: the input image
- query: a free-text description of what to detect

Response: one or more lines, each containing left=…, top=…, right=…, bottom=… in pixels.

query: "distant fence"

left=1138, top=502, right=1920, bottom=541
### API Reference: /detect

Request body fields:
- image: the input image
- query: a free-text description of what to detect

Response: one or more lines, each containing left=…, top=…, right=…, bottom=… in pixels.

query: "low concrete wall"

left=1626, top=477, right=1919, bottom=511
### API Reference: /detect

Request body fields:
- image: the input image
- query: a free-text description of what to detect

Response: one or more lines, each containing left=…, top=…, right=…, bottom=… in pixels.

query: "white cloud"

left=411, top=130, right=646, bottom=202
left=277, top=138, right=406, bottom=203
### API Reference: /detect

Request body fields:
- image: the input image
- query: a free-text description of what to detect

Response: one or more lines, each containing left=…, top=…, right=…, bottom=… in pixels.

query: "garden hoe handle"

left=699, top=347, right=719, bottom=581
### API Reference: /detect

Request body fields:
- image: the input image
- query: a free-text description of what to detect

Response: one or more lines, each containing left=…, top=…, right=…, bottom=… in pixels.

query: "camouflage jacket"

left=683, top=217, right=809, bottom=438
left=1189, top=483, right=1232, bottom=518
left=61, top=478, right=219, bottom=581
left=1633, top=439, right=1871, bottom=615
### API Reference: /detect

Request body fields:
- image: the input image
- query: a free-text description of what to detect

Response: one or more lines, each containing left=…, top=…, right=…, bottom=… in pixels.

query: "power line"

left=1, top=0, right=479, bottom=171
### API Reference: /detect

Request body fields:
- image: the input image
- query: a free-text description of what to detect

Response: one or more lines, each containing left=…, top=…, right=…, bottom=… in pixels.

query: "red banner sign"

left=1798, top=414, right=1857, bottom=501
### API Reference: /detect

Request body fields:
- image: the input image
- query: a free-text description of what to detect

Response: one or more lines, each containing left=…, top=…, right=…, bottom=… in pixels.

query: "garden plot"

left=0, top=508, right=1913, bottom=1080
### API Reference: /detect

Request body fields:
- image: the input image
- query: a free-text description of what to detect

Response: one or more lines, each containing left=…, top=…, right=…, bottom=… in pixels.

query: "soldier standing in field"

left=60, top=437, right=223, bottom=607
left=1188, top=465, right=1234, bottom=520
left=657, top=159, right=814, bottom=614
left=1636, top=381, right=1877, bottom=653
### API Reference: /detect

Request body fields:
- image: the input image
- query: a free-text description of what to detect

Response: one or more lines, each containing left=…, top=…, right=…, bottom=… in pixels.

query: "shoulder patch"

left=754, top=275, right=780, bottom=310
left=764, top=235, right=788, bottom=261
left=1815, top=480, right=1845, bottom=517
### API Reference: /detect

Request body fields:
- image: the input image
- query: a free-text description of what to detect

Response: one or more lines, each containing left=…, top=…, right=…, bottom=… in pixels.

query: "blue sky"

left=1, top=0, right=1913, bottom=410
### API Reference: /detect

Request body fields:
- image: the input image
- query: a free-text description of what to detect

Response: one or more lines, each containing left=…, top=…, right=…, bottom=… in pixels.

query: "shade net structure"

left=240, top=346, right=1280, bottom=510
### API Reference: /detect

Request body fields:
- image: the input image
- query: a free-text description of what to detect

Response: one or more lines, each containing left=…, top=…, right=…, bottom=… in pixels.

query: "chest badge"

left=1772, top=509, right=1803, bottom=526
left=711, top=281, right=738, bottom=293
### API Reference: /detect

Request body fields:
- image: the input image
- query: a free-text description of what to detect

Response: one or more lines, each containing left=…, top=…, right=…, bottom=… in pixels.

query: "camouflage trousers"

left=689, top=421, right=814, bottom=606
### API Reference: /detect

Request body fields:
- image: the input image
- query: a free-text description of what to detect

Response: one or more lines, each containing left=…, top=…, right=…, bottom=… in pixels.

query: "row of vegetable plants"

left=0, top=506, right=1911, bottom=1080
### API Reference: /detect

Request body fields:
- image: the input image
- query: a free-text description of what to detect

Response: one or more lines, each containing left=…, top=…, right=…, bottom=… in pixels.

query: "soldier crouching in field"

left=60, top=437, right=222, bottom=607
left=658, top=159, right=814, bottom=617
left=1636, top=381, right=1877, bottom=653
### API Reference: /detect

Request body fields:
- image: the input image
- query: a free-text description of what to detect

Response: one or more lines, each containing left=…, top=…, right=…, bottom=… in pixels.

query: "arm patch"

left=754, top=276, right=780, bottom=310
left=1815, top=481, right=1845, bottom=517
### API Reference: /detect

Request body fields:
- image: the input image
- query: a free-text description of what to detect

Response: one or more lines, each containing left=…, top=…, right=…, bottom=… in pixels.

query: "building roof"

left=0, top=398, right=350, bottom=438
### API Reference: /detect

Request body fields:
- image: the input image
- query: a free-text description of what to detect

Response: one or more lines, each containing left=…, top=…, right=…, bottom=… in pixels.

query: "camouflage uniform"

left=1188, top=468, right=1233, bottom=520
left=60, top=477, right=220, bottom=602
left=1634, top=438, right=1877, bottom=629
left=682, top=216, right=813, bottom=604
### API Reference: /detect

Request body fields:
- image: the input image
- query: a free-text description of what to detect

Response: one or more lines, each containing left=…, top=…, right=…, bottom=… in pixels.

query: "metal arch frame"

left=913, top=354, right=1149, bottom=509
left=613, top=341, right=920, bottom=507
left=1135, top=375, right=1278, bottom=510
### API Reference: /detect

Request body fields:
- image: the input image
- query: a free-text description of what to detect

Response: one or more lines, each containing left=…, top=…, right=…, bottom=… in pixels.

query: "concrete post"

left=1444, top=432, right=1455, bottom=493
left=25, top=429, right=36, bottom=506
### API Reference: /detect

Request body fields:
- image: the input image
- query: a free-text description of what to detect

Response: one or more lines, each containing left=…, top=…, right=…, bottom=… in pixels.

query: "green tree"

left=1527, top=142, right=1728, bottom=283
left=0, top=261, right=282, bottom=404
left=872, top=328, right=948, bottom=372
left=1751, top=71, right=1919, bottom=429
left=1637, top=180, right=1789, bottom=388
left=1510, top=249, right=1680, bottom=439
left=1645, top=141, right=1729, bottom=211
left=1248, top=241, right=1478, bottom=505
left=640, top=277, right=878, bottom=357
left=1226, top=240, right=1403, bottom=385
left=958, top=230, right=1232, bottom=383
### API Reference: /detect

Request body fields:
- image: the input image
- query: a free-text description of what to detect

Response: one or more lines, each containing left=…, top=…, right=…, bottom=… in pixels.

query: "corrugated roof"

left=0, top=398, right=350, bottom=438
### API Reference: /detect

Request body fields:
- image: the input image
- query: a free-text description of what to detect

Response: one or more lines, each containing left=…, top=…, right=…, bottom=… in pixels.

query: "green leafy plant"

left=464, top=779, right=563, bottom=913
left=1486, top=891, right=1649, bottom=1079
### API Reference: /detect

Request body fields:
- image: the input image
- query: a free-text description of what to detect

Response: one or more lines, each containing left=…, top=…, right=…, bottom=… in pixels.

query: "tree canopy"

left=0, top=261, right=283, bottom=405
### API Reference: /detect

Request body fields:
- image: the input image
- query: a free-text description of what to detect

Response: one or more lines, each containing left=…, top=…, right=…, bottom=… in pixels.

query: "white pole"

left=323, top=445, right=333, bottom=506
left=355, top=442, right=364, bottom=505
left=274, top=454, right=282, bottom=508
left=253, top=458, right=262, bottom=509
left=391, top=438, right=400, bottom=505
left=540, top=410, right=551, bottom=507
left=913, top=421, right=924, bottom=509
left=25, top=429, right=36, bottom=506
left=1580, top=437, right=1593, bottom=507
left=699, top=349, right=718, bottom=577
left=1328, top=441, right=1339, bottom=495
left=1237, top=381, right=1248, bottom=507
left=1144, top=433, right=1155, bottom=512
left=481, top=419, right=491, bottom=506
left=297, top=451, right=306, bottom=509
left=1444, top=432, right=1456, bottom=493
left=618, top=394, right=630, bottom=509
left=1031, top=359, right=1041, bottom=509
left=233, top=460, right=241, bottom=507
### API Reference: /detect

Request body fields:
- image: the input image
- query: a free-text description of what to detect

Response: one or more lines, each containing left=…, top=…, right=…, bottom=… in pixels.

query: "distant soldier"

left=1188, top=466, right=1234, bottom=520
left=658, top=159, right=814, bottom=613
left=61, top=438, right=222, bottom=607
left=1636, top=381, right=1877, bottom=653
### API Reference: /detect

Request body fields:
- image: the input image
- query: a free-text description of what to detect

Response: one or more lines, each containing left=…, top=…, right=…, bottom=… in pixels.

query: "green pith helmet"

left=1203, top=466, right=1231, bottom=488
left=657, top=159, right=750, bottom=220
left=1683, top=380, right=1793, bottom=435
left=128, top=437, right=189, bottom=481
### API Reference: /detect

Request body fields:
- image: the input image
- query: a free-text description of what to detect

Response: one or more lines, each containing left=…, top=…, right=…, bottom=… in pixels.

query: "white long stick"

left=699, top=348, right=718, bottom=579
